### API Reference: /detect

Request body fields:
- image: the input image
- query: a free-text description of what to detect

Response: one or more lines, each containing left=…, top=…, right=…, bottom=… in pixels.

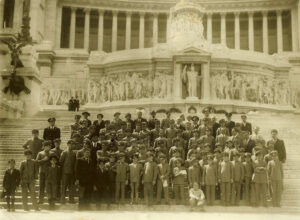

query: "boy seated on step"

left=189, top=182, right=205, bottom=211
left=2, top=159, right=20, bottom=212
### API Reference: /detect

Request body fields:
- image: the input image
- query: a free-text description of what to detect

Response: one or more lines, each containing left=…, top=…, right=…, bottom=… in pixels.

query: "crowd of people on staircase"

left=1, top=107, right=287, bottom=212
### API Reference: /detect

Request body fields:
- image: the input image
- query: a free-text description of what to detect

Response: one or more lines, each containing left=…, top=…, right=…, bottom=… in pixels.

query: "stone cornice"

left=59, top=0, right=298, bottom=13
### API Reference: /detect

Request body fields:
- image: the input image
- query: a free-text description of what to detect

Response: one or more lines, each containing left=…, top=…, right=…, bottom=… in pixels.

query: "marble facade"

left=1, top=0, right=300, bottom=116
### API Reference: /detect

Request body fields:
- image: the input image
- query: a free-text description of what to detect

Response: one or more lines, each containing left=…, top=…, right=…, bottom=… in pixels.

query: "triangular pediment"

left=181, top=46, right=210, bottom=55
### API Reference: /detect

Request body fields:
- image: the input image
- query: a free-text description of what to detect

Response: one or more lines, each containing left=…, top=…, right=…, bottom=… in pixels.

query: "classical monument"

left=1, top=0, right=300, bottom=117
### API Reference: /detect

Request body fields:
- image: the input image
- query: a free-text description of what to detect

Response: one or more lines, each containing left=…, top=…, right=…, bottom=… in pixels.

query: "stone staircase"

left=0, top=110, right=300, bottom=210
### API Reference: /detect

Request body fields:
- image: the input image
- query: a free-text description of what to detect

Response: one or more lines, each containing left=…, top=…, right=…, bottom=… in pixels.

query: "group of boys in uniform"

left=2, top=108, right=286, bottom=211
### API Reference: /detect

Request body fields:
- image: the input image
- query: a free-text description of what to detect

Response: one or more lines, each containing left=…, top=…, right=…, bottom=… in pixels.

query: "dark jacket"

left=93, top=120, right=105, bottom=136
left=45, top=165, right=61, bottom=184
left=95, top=166, right=109, bottom=188
left=43, top=126, right=61, bottom=142
left=3, top=169, right=20, bottom=192
left=20, top=159, right=39, bottom=184
left=245, top=139, right=256, bottom=154
left=226, top=121, right=235, bottom=136
left=60, top=150, right=76, bottom=174
left=75, top=158, right=94, bottom=186
left=240, top=122, right=252, bottom=135
left=272, top=139, right=287, bottom=163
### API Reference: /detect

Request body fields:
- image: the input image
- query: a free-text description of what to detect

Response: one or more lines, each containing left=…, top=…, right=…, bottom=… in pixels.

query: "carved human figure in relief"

left=183, top=64, right=198, bottom=97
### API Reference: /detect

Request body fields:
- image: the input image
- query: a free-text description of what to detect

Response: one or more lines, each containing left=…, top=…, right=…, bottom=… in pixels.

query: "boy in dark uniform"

left=45, top=155, right=61, bottom=210
left=93, top=113, right=105, bottom=136
left=3, top=159, right=20, bottom=212
left=95, top=157, right=109, bottom=207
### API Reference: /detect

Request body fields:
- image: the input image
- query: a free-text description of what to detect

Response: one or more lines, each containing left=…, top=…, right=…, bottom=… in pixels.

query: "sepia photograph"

left=0, top=0, right=300, bottom=219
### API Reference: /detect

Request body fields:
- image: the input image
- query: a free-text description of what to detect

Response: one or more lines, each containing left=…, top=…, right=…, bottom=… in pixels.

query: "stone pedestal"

left=36, top=41, right=55, bottom=77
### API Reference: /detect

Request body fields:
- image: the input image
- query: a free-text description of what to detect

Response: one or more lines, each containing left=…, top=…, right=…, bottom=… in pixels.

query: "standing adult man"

left=148, top=111, right=159, bottom=130
left=240, top=114, right=252, bottom=135
left=134, top=111, right=148, bottom=129
left=43, top=118, right=61, bottom=148
left=267, top=129, right=286, bottom=163
left=225, top=112, right=235, bottom=136
left=81, top=112, right=92, bottom=128
left=93, top=113, right=105, bottom=136
left=60, top=140, right=76, bottom=204
left=23, top=129, right=43, bottom=159
left=20, top=150, right=39, bottom=211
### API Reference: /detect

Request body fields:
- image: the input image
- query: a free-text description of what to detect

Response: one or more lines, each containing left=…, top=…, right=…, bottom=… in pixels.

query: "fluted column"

left=166, top=13, right=171, bottom=42
left=202, top=63, right=210, bottom=100
left=112, top=10, right=118, bottom=52
left=84, top=8, right=91, bottom=50
left=262, top=11, right=269, bottom=54
left=125, top=11, right=132, bottom=50
left=153, top=12, right=158, bottom=46
left=207, top=13, right=212, bottom=43
left=55, top=4, right=62, bottom=49
left=248, top=12, right=254, bottom=51
left=98, top=9, right=104, bottom=51
left=220, top=13, right=226, bottom=45
left=13, top=0, right=22, bottom=29
left=173, top=63, right=182, bottom=99
left=234, top=12, right=240, bottom=50
left=276, top=10, right=283, bottom=53
left=139, top=12, right=145, bottom=48
left=0, top=0, right=4, bottom=30
left=298, top=2, right=300, bottom=51
left=291, top=8, right=298, bottom=52
left=69, top=7, right=77, bottom=49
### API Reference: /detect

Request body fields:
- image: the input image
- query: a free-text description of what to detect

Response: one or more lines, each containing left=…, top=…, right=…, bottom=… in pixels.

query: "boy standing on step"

left=3, top=159, right=20, bottom=212
left=36, top=141, right=51, bottom=204
left=45, top=155, right=61, bottom=210
left=20, top=150, right=39, bottom=211
left=218, top=152, right=233, bottom=206
left=267, top=151, right=284, bottom=207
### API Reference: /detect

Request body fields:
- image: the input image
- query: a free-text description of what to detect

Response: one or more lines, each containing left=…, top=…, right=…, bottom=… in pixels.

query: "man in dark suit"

left=134, top=111, right=147, bottom=129
left=75, top=149, right=94, bottom=210
left=211, top=116, right=220, bottom=138
left=93, top=114, right=105, bottom=136
left=225, top=112, right=235, bottom=136
left=148, top=111, right=159, bottom=130
left=243, top=131, right=256, bottom=153
left=124, top=113, right=134, bottom=133
left=43, top=118, right=61, bottom=149
left=68, top=97, right=75, bottom=111
left=240, top=114, right=252, bottom=135
left=74, top=96, right=80, bottom=111
left=268, top=129, right=286, bottom=163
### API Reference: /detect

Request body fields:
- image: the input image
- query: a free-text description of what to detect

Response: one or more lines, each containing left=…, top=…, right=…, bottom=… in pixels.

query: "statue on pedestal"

left=182, top=64, right=198, bottom=98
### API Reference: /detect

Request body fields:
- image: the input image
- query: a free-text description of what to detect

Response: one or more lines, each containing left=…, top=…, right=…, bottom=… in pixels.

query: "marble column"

left=166, top=13, right=171, bottom=43
left=55, top=5, right=62, bottom=49
left=220, top=13, right=226, bottom=46
left=234, top=12, right=240, bottom=50
left=13, top=0, right=22, bottom=29
left=201, top=63, right=210, bottom=100
left=298, top=2, right=300, bottom=51
left=0, top=0, right=3, bottom=30
left=207, top=13, right=212, bottom=43
left=84, top=8, right=91, bottom=50
left=248, top=11, right=254, bottom=51
left=173, top=63, right=182, bottom=99
left=153, top=12, right=158, bottom=46
left=112, top=10, right=118, bottom=52
left=125, top=11, right=132, bottom=50
left=139, top=12, right=145, bottom=48
left=276, top=10, right=283, bottom=53
left=69, top=7, right=77, bottom=49
left=262, top=11, right=269, bottom=54
left=98, top=9, right=104, bottom=51
left=291, top=8, right=298, bottom=52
